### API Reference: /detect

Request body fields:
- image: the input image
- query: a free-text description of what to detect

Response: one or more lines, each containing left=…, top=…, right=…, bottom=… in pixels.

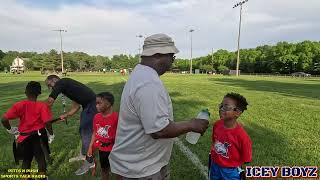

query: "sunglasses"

left=170, top=55, right=176, bottom=62
left=172, top=55, right=176, bottom=60
left=46, top=80, right=54, bottom=90
left=218, top=103, right=239, bottom=112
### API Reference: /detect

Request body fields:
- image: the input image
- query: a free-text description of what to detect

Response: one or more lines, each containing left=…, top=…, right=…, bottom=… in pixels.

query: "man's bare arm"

left=151, top=119, right=208, bottom=139
left=46, top=123, right=53, bottom=135
left=1, top=117, right=11, bottom=130
left=60, top=101, right=80, bottom=120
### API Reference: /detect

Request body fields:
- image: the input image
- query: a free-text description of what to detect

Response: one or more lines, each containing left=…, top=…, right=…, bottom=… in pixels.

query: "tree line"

left=174, top=40, right=320, bottom=75
left=1, top=40, right=319, bottom=74
left=0, top=49, right=140, bottom=72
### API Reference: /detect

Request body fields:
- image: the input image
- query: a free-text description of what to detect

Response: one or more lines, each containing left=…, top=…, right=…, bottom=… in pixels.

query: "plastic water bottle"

left=186, top=109, right=210, bottom=144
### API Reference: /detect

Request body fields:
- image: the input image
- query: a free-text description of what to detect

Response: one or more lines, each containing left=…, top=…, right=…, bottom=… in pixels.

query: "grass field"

left=0, top=72, right=319, bottom=180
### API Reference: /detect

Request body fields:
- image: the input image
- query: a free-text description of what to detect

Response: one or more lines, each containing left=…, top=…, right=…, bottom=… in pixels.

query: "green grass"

left=0, top=72, right=319, bottom=180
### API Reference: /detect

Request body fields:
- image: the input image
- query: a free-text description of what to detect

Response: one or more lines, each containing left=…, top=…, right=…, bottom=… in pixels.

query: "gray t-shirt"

left=109, top=64, right=174, bottom=178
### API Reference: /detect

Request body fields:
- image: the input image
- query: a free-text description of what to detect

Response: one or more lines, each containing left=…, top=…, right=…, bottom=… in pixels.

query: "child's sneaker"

left=74, top=160, right=95, bottom=175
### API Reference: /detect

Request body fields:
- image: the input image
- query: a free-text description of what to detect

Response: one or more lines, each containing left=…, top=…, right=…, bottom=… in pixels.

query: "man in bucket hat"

left=109, top=34, right=209, bottom=180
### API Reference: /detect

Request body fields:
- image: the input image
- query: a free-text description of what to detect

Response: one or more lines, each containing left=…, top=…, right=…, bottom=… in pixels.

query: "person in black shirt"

left=45, top=75, right=97, bottom=164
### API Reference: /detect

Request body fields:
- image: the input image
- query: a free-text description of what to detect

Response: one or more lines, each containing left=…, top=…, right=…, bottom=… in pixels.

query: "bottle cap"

left=201, top=108, right=210, bottom=117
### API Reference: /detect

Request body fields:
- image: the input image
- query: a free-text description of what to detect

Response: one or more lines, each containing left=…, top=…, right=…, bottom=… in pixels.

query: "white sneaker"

left=68, top=154, right=86, bottom=162
left=74, top=160, right=95, bottom=175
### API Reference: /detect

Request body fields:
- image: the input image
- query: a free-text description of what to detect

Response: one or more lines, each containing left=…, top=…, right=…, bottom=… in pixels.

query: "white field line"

left=121, top=77, right=127, bottom=82
left=174, top=138, right=209, bottom=180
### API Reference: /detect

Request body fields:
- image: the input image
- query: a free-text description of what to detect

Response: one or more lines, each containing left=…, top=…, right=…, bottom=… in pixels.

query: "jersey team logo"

left=214, top=141, right=231, bottom=158
left=97, top=125, right=111, bottom=138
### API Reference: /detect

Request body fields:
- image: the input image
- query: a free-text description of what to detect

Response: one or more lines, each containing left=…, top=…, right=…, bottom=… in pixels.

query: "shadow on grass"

left=0, top=81, right=30, bottom=98
left=304, top=79, right=320, bottom=82
left=210, top=78, right=320, bottom=100
left=244, top=122, right=294, bottom=166
left=170, top=91, right=209, bottom=121
left=169, top=91, right=183, bottom=97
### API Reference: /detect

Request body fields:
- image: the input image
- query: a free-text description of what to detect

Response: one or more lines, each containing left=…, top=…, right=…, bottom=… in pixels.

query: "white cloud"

left=0, top=0, right=319, bottom=58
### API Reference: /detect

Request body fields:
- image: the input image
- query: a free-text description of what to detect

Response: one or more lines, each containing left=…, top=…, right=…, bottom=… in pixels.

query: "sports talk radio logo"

left=245, top=166, right=318, bottom=178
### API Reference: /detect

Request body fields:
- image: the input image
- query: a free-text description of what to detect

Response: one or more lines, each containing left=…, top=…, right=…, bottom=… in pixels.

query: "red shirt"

left=211, top=119, right=252, bottom=168
left=93, top=112, right=118, bottom=152
left=4, top=100, right=52, bottom=143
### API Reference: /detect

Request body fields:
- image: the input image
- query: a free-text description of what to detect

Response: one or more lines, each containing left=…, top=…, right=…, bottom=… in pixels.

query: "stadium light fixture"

left=233, top=0, right=248, bottom=76
left=189, top=29, right=194, bottom=74
left=53, top=29, right=67, bottom=74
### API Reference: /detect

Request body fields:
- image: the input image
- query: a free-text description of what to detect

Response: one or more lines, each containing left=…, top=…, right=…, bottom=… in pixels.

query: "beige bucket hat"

left=141, top=33, right=179, bottom=56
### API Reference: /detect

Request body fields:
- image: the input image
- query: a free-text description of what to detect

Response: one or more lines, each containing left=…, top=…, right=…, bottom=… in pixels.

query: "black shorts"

left=99, top=150, right=110, bottom=169
left=17, top=128, right=50, bottom=172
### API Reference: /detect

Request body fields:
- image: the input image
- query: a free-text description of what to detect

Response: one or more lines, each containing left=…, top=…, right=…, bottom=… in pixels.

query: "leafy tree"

left=200, top=64, right=215, bottom=73
left=217, top=65, right=229, bottom=73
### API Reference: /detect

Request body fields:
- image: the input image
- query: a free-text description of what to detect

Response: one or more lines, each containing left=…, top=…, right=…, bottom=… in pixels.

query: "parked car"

left=291, top=72, right=311, bottom=77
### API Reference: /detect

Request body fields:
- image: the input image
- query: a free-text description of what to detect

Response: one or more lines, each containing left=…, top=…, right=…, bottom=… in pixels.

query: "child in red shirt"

left=75, top=92, right=118, bottom=180
left=1, top=81, right=54, bottom=178
left=210, top=92, right=252, bottom=180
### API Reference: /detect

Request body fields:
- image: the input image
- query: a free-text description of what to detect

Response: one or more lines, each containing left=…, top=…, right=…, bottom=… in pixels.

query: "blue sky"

left=1, top=0, right=319, bottom=58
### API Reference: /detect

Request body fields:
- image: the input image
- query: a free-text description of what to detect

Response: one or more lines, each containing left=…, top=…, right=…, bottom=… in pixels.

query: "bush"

left=217, top=65, right=229, bottom=73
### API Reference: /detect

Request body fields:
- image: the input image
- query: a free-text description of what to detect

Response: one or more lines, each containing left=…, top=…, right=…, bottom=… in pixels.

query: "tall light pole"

left=136, top=35, right=144, bottom=55
left=211, top=48, right=214, bottom=68
left=189, top=29, right=194, bottom=74
left=53, top=29, right=67, bottom=73
left=136, top=35, right=144, bottom=63
left=314, top=62, right=319, bottom=72
left=233, top=0, right=248, bottom=76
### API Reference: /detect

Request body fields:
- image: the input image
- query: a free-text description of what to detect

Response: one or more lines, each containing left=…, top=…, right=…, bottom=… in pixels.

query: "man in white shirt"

left=109, top=34, right=209, bottom=180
